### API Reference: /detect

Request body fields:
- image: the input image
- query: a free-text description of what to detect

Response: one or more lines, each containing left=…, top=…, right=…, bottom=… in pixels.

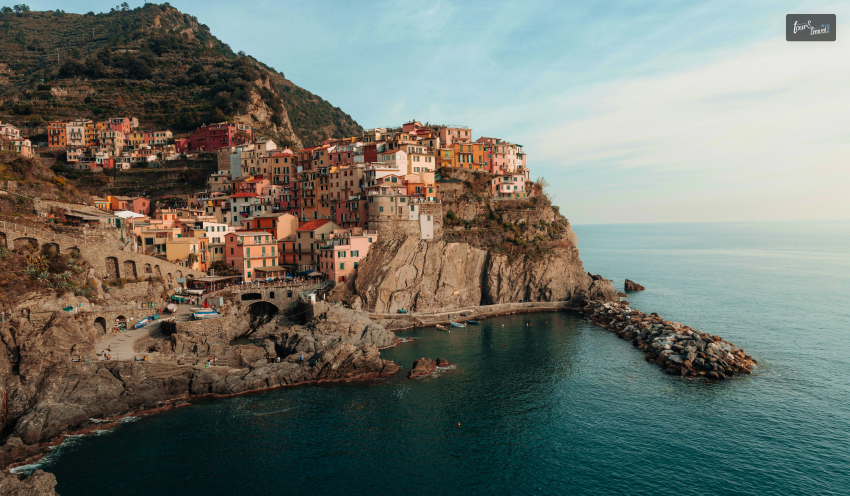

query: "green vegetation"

left=0, top=3, right=363, bottom=147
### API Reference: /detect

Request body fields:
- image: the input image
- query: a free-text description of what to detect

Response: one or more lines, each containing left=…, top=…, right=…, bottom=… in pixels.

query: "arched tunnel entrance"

left=247, top=301, right=279, bottom=329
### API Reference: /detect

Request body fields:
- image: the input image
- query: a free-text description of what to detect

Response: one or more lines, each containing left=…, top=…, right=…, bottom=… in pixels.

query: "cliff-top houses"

left=13, top=116, right=532, bottom=284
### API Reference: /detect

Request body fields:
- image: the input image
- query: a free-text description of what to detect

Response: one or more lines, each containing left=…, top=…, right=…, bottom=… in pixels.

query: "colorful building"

left=225, top=231, right=281, bottom=282
left=317, top=228, right=378, bottom=282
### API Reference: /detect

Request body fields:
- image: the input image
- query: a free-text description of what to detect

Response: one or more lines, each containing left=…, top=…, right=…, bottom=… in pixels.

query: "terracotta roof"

left=297, top=219, right=332, bottom=232
left=230, top=192, right=259, bottom=198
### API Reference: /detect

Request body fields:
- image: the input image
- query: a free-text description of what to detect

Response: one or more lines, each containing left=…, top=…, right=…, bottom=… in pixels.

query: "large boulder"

left=407, top=358, right=437, bottom=379
left=625, top=279, right=646, bottom=292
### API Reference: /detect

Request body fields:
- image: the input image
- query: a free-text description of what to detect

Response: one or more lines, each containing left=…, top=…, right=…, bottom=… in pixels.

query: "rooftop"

left=297, top=219, right=333, bottom=232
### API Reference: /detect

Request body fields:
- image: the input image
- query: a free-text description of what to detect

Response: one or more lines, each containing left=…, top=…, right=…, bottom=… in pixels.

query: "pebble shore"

left=587, top=300, right=757, bottom=379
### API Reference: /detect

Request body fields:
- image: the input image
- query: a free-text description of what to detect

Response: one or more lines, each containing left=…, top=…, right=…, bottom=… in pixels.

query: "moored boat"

left=467, top=320, right=480, bottom=324
left=436, top=324, right=448, bottom=330
left=450, top=321, right=466, bottom=328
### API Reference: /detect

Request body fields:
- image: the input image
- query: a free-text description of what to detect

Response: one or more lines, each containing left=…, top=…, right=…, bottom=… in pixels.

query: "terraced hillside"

left=0, top=4, right=363, bottom=148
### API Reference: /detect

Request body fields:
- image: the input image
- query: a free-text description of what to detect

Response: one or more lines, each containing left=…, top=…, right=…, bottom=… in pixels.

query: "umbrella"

left=307, top=271, right=322, bottom=277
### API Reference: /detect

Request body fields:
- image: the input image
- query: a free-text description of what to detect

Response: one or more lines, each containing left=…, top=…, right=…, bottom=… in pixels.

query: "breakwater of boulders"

left=586, top=300, right=756, bottom=379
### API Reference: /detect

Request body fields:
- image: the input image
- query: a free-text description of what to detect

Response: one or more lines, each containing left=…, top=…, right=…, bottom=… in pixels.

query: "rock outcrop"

left=587, top=300, right=756, bottom=378
left=348, top=237, right=616, bottom=313
left=0, top=469, right=58, bottom=495
left=625, top=279, right=646, bottom=292
left=0, top=305, right=399, bottom=471
left=407, top=358, right=437, bottom=379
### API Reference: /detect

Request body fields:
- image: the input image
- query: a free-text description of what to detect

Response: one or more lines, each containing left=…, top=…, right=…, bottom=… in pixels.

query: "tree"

left=1, top=6, right=12, bottom=14
left=187, top=253, right=198, bottom=266
left=121, top=2, right=129, bottom=11
left=209, top=260, right=235, bottom=276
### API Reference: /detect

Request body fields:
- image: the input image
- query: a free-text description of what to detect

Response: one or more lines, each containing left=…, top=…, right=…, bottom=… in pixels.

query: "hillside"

left=0, top=4, right=363, bottom=148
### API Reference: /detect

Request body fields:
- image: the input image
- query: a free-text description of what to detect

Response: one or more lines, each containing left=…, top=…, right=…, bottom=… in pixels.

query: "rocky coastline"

left=586, top=300, right=757, bottom=378
left=0, top=305, right=400, bottom=488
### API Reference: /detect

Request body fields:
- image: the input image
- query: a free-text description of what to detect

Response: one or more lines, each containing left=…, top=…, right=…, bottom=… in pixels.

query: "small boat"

left=134, top=316, right=154, bottom=328
left=450, top=321, right=466, bottom=328
left=436, top=325, right=448, bottom=331
left=191, top=311, right=220, bottom=320
left=466, top=320, right=480, bottom=325
left=166, top=303, right=178, bottom=313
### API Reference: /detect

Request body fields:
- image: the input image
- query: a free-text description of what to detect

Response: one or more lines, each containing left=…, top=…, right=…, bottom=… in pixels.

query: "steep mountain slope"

left=0, top=4, right=362, bottom=148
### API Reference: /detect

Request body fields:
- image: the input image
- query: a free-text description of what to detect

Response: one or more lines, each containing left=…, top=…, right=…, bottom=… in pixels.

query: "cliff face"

left=348, top=231, right=616, bottom=314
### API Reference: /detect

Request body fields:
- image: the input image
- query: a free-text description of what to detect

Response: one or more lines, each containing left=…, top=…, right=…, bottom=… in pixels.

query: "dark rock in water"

left=0, top=469, right=58, bottom=495
left=624, top=279, right=646, bottom=292
left=408, top=358, right=437, bottom=379
left=436, top=358, right=451, bottom=367
left=617, top=292, right=627, bottom=298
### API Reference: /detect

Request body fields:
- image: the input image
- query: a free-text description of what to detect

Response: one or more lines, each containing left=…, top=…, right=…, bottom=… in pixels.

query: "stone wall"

left=0, top=220, right=204, bottom=288
left=172, top=314, right=234, bottom=340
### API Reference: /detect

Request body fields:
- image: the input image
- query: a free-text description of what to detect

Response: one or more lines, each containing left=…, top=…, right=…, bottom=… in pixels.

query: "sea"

left=24, top=220, right=850, bottom=495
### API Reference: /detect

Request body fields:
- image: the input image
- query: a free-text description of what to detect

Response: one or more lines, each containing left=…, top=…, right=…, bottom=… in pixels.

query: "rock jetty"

left=587, top=300, right=756, bottom=379
left=624, top=279, right=645, bottom=292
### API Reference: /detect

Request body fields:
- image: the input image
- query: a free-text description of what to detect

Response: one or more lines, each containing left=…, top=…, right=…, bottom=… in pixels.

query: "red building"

left=185, top=122, right=254, bottom=152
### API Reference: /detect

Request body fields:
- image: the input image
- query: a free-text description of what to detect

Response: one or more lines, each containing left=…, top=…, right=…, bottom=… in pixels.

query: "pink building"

left=129, top=197, right=151, bottom=216
left=225, top=231, right=281, bottom=282
left=317, top=229, right=378, bottom=282
left=489, top=173, right=527, bottom=199
left=439, top=126, right=472, bottom=146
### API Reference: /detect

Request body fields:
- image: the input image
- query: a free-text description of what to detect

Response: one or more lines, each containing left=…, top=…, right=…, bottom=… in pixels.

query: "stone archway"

left=0, top=232, right=6, bottom=247
left=65, top=246, right=80, bottom=257
left=177, top=270, right=183, bottom=279
left=13, top=237, right=37, bottom=250
left=247, top=301, right=279, bottom=328
left=123, top=260, right=137, bottom=279
left=94, top=317, right=107, bottom=335
left=144, top=263, right=152, bottom=274
left=106, top=257, right=120, bottom=279
left=167, top=273, right=173, bottom=286
left=154, top=265, right=162, bottom=278
left=41, top=242, right=59, bottom=254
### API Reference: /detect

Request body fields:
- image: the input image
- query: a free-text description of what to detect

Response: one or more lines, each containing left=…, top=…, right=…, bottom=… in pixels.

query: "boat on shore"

left=191, top=311, right=220, bottom=320
left=450, top=322, right=466, bottom=328
left=134, top=316, right=155, bottom=329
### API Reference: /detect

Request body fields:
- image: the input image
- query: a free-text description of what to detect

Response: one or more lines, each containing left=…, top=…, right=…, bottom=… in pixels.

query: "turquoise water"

left=36, top=221, right=850, bottom=495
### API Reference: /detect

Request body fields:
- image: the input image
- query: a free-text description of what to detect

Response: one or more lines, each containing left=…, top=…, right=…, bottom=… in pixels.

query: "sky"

left=26, top=0, right=850, bottom=224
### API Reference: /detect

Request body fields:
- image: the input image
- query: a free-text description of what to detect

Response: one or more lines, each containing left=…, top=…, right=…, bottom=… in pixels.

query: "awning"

left=307, top=271, right=322, bottom=277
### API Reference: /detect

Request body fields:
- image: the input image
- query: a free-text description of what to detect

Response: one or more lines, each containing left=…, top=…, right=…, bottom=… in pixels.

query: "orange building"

left=450, top=142, right=486, bottom=171
left=48, top=121, right=67, bottom=148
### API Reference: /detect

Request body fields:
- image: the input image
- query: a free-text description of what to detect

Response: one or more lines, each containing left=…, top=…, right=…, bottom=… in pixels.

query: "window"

left=230, top=248, right=234, bottom=255
left=247, top=272, right=251, bottom=278
left=247, top=260, right=251, bottom=268
left=340, top=263, right=345, bottom=270
left=354, top=262, right=358, bottom=269
left=379, top=206, right=384, bottom=212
